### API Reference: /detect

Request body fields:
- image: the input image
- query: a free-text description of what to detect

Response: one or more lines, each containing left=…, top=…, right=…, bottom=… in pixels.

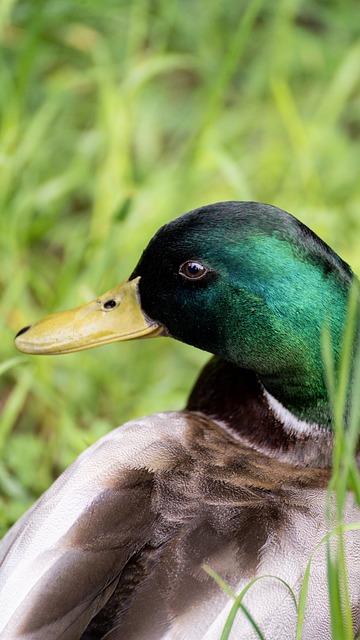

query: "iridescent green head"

left=132, top=202, right=355, bottom=427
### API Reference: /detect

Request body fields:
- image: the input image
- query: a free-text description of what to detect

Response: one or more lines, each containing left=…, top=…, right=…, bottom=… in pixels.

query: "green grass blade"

left=0, top=357, right=27, bottom=377
left=203, top=564, right=297, bottom=639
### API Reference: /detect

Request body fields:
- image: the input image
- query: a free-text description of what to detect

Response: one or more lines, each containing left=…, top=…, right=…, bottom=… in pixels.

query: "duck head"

left=15, top=202, right=357, bottom=428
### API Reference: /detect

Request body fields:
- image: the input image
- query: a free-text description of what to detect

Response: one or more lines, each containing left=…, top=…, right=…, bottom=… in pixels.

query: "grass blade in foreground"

left=203, top=564, right=297, bottom=640
left=321, top=280, right=360, bottom=639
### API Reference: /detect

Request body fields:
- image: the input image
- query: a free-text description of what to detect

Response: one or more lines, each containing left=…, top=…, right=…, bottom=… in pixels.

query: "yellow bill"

left=15, top=277, right=162, bottom=355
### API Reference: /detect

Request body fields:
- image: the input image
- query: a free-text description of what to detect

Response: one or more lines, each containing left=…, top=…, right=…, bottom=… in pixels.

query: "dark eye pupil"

left=103, top=299, right=116, bottom=309
left=188, top=263, right=200, bottom=275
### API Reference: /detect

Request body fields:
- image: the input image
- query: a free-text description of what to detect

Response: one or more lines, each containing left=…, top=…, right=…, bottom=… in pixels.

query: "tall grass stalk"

left=322, top=280, right=360, bottom=640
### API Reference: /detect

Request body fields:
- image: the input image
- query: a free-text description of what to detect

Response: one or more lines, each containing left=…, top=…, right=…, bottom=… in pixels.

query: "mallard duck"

left=1, top=201, right=359, bottom=639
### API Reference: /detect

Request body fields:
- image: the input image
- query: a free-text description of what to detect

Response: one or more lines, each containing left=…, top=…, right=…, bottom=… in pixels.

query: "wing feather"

left=0, top=413, right=187, bottom=639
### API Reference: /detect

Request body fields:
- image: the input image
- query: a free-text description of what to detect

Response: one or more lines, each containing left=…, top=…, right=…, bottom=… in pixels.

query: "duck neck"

left=258, top=369, right=332, bottom=428
left=257, top=292, right=360, bottom=428
left=187, top=358, right=334, bottom=467
left=217, top=273, right=359, bottom=429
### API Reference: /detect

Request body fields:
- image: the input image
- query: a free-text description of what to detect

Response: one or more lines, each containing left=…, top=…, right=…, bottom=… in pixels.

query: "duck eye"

left=179, top=261, right=208, bottom=280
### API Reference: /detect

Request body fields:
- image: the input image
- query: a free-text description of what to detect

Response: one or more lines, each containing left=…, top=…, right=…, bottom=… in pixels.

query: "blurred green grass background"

left=0, top=0, right=360, bottom=535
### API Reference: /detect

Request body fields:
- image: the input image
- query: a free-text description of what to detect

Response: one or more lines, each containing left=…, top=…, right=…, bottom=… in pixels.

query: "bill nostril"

left=103, top=300, right=117, bottom=310
left=15, top=325, right=31, bottom=338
